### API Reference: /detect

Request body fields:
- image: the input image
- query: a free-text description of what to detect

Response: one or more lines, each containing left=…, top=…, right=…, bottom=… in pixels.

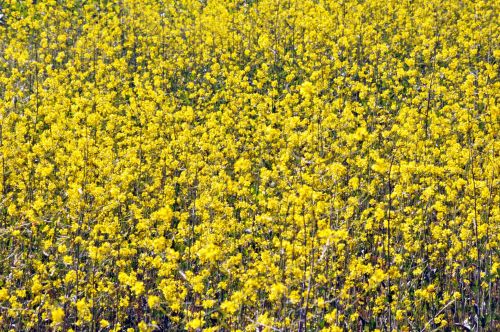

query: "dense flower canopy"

left=0, top=0, right=498, bottom=331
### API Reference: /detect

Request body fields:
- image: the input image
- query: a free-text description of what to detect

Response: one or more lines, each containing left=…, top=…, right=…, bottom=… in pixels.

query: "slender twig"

left=419, top=299, right=456, bottom=332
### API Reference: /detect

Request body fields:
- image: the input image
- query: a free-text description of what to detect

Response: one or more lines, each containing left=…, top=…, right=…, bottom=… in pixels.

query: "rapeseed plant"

left=0, top=0, right=498, bottom=331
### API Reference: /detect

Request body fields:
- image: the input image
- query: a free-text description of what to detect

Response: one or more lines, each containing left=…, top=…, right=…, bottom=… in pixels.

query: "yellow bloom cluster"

left=0, top=0, right=498, bottom=331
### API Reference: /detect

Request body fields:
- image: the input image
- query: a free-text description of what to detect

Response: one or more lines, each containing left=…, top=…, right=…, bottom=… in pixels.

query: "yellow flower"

left=100, top=319, right=110, bottom=329
left=147, top=295, right=160, bottom=308
left=269, top=283, right=287, bottom=302
left=0, top=288, right=9, bottom=301
left=132, top=281, right=145, bottom=296
left=186, top=317, right=204, bottom=330
left=51, top=307, right=64, bottom=325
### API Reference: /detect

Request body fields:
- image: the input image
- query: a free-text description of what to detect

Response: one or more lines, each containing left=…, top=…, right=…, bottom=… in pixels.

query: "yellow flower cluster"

left=0, top=0, right=498, bottom=331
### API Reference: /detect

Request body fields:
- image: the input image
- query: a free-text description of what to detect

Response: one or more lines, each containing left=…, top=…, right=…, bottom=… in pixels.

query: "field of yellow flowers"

left=0, top=0, right=498, bottom=331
